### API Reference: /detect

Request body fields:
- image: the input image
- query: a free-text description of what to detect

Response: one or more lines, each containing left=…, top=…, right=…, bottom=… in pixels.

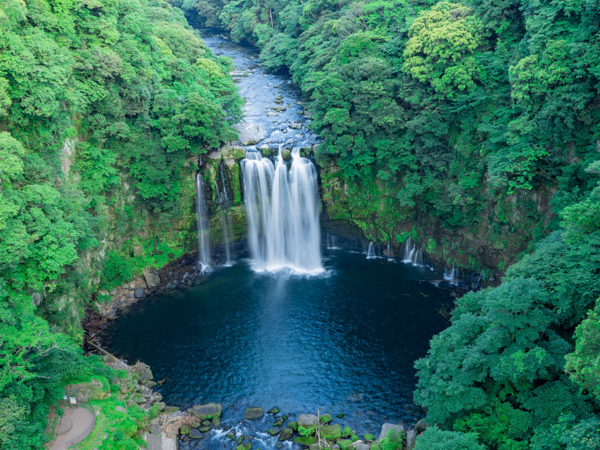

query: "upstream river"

left=102, top=32, right=452, bottom=449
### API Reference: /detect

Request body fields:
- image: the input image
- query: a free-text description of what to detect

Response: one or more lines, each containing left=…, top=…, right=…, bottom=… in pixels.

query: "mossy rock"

left=245, top=407, right=264, bottom=420
left=202, top=420, right=211, bottom=426
left=320, top=424, right=341, bottom=440
left=192, top=403, right=223, bottom=420
left=279, top=428, right=294, bottom=441
left=364, top=434, right=374, bottom=442
left=200, top=426, right=212, bottom=433
left=342, top=427, right=352, bottom=438
left=236, top=443, right=252, bottom=450
left=294, top=436, right=317, bottom=446
left=288, top=422, right=298, bottom=431
left=226, top=431, right=236, bottom=440
left=337, top=439, right=353, bottom=450
left=268, top=427, right=281, bottom=437
left=319, top=414, right=333, bottom=424
left=132, top=393, right=146, bottom=404
left=212, top=417, right=221, bottom=427
left=237, top=435, right=245, bottom=444
left=351, top=435, right=359, bottom=442
left=273, top=418, right=284, bottom=427
left=268, top=407, right=280, bottom=415
left=164, top=406, right=179, bottom=414
left=180, top=425, right=190, bottom=435
left=337, top=414, right=344, bottom=418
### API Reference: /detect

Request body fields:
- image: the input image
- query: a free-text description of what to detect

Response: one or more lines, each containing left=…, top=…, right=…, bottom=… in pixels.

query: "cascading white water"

left=366, top=241, right=376, bottom=259
left=196, top=173, right=211, bottom=271
left=387, top=242, right=393, bottom=261
left=241, top=147, right=322, bottom=274
left=444, top=263, right=457, bottom=282
left=214, top=164, right=233, bottom=265
left=402, top=237, right=422, bottom=265
left=327, top=233, right=339, bottom=250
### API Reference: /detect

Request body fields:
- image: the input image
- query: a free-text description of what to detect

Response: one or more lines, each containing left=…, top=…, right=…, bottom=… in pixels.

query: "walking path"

left=50, top=406, right=96, bottom=450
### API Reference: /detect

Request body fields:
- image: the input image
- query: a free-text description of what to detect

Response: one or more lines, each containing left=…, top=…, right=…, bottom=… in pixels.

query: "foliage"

left=413, top=426, right=486, bottom=450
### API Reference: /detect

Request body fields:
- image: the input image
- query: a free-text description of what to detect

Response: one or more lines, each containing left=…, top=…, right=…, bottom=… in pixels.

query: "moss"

left=320, top=424, right=341, bottom=440
left=294, top=436, right=316, bottom=446
left=337, top=439, right=353, bottom=450
left=365, top=434, right=374, bottom=441
left=342, top=427, right=352, bottom=438
left=236, top=443, right=252, bottom=450
left=180, top=426, right=190, bottom=435
left=299, top=425, right=316, bottom=436
left=288, top=422, right=298, bottom=431
left=319, top=414, right=333, bottom=424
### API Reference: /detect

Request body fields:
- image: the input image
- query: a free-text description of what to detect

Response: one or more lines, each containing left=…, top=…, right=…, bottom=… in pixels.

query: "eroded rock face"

left=245, top=406, right=264, bottom=420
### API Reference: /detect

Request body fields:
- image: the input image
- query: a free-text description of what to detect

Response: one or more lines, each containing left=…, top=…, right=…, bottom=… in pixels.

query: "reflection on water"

left=102, top=248, right=451, bottom=436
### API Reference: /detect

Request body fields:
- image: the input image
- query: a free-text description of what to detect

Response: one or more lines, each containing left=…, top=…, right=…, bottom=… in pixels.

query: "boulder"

left=355, top=443, right=370, bottom=450
left=142, top=267, right=160, bottom=287
left=405, top=430, right=416, bottom=450
left=320, top=424, right=341, bottom=440
left=190, top=428, right=203, bottom=439
left=273, top=418, right=284, bottom=427
left=236, top=443, right=252, bottom=450
left=320, top=414, right=333, bottom=424
left=379, top=424, right=405, bottom=441
left=66, top=378, right=109, bottom=402
left=226, top=431, right=236, bottom=440
left=267, top=427, right=281, bottom=437
left=155, top=402, right=165, bottom=411
left=294, top=436, right=316, bottom=446
left=245, top=407, right=264, bottom=420
left=192, top=403, right=223, bottom=420
left=268, top=407, right=280, bottom=415
left=134, top=287, right=144, bottom=298
left=279, top=428, right=294, bottom=441
left=164, top=406, right=179, bottom=414
left=212, top=416, right=221, bottom=427
left=180, top=425, right=190, bottom=435
left=298, top=414, right=319, bottom=436
left=364, top=434, right=374, bottom=442
left=200, top=426, right=211, bottom=432
left=202, top=420, right=211, bottom=426
left=289, top=122, right=302, bottom=130
left=133, top=393, right=146, bottom=404
left=342, top=427, right=352, bottom=438
left=288, top=422, right=298, bottom=431
left=337, top=439, right=352, bottom=450
left=415, top=419, right=428, bottom=434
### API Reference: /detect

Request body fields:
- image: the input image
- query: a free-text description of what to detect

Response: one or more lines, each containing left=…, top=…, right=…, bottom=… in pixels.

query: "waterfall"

left=214, top=164, right=233, bottom=265
left=366, top=242, right=375, bottom=259
left=387, top=242, right=393, bottom=261
left=196, top=173, right=210, bottom=271
left=241, top=147, right=322, bottom=274
left=402, top=237, right=422, bottom=265
left=327, top=233, right=339, bottom=250
left=444, top=263, right=457, bottom=282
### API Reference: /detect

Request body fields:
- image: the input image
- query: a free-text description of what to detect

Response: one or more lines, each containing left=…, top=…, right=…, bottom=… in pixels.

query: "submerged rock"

left=267, top=427, right=281, bottom=436
left=245, top=407, right=264, bottom=420
left=268, top=407, right=280, bottom=415
left=279, top=428, right=294, bottom=441
left=236, top=443, right=252, bottom=450
left=190, top=428, right=203, bottom=439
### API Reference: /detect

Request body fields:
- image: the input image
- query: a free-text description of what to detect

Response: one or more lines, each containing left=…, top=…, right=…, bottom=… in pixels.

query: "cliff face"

left=318, top=157, right=556, bottom=278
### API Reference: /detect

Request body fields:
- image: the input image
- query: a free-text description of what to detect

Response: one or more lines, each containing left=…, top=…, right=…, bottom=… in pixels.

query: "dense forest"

left=174, top=0, right=600, bottom=448
left=1, top=0, right=600, bottom=448
left=0, top=0, right=240, bottom=447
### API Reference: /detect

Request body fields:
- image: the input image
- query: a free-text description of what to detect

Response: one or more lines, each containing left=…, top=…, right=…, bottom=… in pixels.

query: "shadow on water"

left=102, top=246, right=452, bottom=437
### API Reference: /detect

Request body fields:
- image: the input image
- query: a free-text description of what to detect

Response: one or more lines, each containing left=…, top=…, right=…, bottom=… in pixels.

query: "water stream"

left=196, top=173, right=211, bottom=271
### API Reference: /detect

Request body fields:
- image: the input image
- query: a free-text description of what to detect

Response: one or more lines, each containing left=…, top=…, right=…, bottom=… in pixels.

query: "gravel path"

left=51, top=406, right=95, bottom=450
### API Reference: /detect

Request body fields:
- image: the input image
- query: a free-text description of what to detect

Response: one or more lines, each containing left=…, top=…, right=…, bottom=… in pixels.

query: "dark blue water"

left=103, top=247, right=451, bottom=438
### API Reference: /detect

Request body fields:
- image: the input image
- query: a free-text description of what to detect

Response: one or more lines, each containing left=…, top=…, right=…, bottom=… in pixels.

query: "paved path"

left=51, top=406, right=96, bottom=450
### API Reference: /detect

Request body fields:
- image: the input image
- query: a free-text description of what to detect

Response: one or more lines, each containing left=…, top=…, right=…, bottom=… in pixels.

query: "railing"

left=66, top=401, right=96, bottom=449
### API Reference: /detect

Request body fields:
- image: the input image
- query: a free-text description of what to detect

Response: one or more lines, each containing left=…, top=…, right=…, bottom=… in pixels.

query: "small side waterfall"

left=214, top=164, right=233, bottom=265
left=402, top=237, right=422, bottom=265
left=327, top=233, right=339, bottom=250
left=241, top=147, right=322, bottom=274
left=444, top=263, right=457, bottom=282
left=366, top=242, right=376, bottom=259
left=387, top=242, right=393, bottom=261
left=196, top=172, right=210, bottom=271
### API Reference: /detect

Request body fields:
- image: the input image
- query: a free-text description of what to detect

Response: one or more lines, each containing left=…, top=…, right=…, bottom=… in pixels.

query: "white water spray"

left=215, top=164, right=233, bottom=265
left=366, top=242, right=376, bottom=259
left=241, top=147, right=322, bottom=274
left=196, top=173, right=211, bottom=272
left=403, top=237, right=422, bottom=265
left=444, top=263, right=457, bottom=283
